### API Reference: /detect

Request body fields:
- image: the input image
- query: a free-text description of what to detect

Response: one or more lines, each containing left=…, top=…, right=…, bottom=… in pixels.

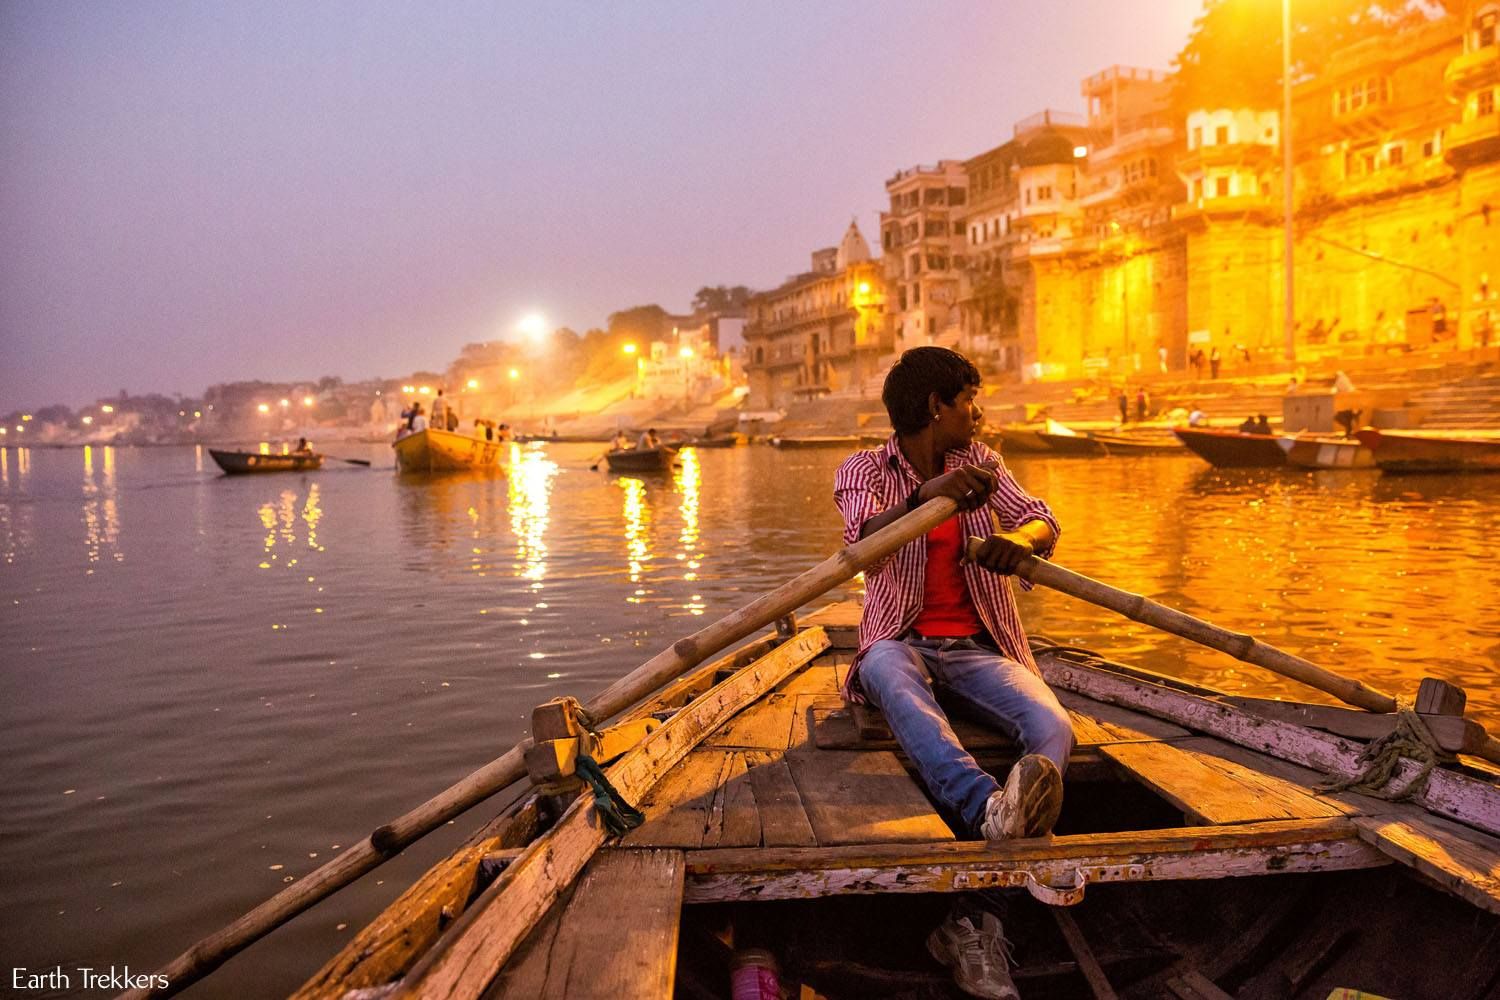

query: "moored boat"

left=1357, top=428, right=1500, bottom=474
left=682, top=435, right=738, bottom=449
left=1035, top=428, right=1108, bottom=456
left=604, top=445, right=678, bottom=472
left=994, top=423, right=1053, bottom=453
left=392, top=428, right=506, bottom=473
left=293, top=600, right=1500, bottom=1000
left=208, top=448, right=323, bottom=475
left=1089, top=430, right=1186, bottom=455
left=1173, top=426, right=1288, bottom=467
left=769, top=435, right=861, bottom=449
left=1276, top=433, right=1375, bottom=469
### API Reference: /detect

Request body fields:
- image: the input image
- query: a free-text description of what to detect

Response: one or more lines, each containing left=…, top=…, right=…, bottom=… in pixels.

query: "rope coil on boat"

left=1318, top=700, right=1455, bottom=802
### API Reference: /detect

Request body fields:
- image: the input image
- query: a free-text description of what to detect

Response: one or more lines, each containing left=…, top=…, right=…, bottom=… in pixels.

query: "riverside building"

left=742, top=223, right=890, bottom=410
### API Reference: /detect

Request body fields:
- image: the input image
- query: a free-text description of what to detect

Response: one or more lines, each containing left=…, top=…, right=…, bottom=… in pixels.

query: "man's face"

left=937, top=384, right=984, bottom=444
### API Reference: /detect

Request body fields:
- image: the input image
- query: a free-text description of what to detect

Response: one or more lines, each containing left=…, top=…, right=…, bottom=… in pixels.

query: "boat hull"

left=1035, top=431, right=1107, bottom=456
left=1089, top=432, right=1185, bottom=455
left=994, top=425, right=1052, bottom=453
left=770, top=435, right=860, bottom=449
left=1173, top=427, right=1288, bottom=467
left=604, top=446, right=677, bottom=472
left=208, top=449, right=323, bottom=475
left=1276, top=434, right=1374, bottom=469
left=1357, top=428, right=1500, bottom=474
left=392, top=428, right=506, bottom=473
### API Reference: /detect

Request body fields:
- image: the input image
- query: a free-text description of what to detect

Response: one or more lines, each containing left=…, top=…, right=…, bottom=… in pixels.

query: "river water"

left=2, top=442, right=1496, bottom=996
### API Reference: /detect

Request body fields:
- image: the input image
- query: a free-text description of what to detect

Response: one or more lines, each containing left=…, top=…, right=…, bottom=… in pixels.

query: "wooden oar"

left=587, top=451, right=609, bottom=471
left=123, top=497, right=964, bottom=1000
left=965, top=539, right=1398, bottom=714
left=326, top=456, right=372, bottom=467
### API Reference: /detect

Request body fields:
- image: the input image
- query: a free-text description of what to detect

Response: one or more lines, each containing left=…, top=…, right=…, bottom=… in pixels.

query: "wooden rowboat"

left=1173, top=426, right=1289, bottom=468
left=683, top=436, right=739, bottom=449
left=1088, top=430, right=1186, bottom=455
left=208, top=449, right=323, bottom=475
left=770, top=435, right=862, bottom=449
left=392, top=428, right=506, bottom=474
left=1356, top=428, right=1500, bottom=475
left=604, top=446, right=678, bottom=473
left=1276, top=434, right=1375, bottom=469
left=295, top=600, right=1500, bottom=1000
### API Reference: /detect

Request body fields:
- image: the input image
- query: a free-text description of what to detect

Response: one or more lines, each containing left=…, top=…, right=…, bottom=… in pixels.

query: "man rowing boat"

left=833, top=346, right=1073, bottom=1000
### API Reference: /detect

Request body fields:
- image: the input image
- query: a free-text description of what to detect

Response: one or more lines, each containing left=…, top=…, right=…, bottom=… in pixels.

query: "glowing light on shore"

left=508, top=369, right=520, bottom=380
left=257, top=403, right=270, bottom=414
left=401, top=385, right=415, bottom=393
left=517, top=313, right=547, bottom=343
left=622, top=343, right=637, bottom=355
left=81, top=416, right=93, bottom=425
left=418, top=386, right=432, bottom=395
left=1073, top=145, right=1089, bottom=158
left=100, top=405, right=114, bottom=414
left=679, top=347, right=694, bottom=359
left=466, top=379, right=480, bottom=390
left=279, top=399, right=290, bottom=408
left=302, top=396, right=315, bottom=407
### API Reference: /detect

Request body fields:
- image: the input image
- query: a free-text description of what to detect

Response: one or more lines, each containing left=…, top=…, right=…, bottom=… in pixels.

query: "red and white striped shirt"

left=833, top=436, right=1060, bottom=701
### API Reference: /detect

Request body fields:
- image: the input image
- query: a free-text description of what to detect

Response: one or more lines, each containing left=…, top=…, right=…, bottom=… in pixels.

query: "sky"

left=0, top=1, right=1203, bottom=410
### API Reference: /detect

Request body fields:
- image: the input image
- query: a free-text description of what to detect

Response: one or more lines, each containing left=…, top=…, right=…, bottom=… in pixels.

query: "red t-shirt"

left=911, top=515, right=981, bottom=637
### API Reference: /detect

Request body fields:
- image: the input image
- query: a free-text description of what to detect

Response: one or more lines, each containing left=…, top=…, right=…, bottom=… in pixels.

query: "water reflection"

left=673, top=449, right=706, bottom=614
left=507, top=443, right=558, bottom=589
left=257, top=485, right=324, bottom=570
left=620, top=476, right=651, bottom=602
left=81, top=445, right=122, bottom=569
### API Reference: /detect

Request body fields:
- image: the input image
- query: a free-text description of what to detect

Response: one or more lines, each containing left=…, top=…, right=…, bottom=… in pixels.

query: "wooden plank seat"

left=1100, top=740, right=1346, bottom=825
left=486, top=848, right=685, bottom=998
left=1353, top=812, right=1500, bottom=915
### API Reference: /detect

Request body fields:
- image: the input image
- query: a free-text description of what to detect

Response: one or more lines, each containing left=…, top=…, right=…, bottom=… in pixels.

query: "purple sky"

left=0, top=1, right=1201, bottom=410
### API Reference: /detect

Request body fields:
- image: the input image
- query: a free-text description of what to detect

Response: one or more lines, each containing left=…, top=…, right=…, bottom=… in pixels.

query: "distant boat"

left=1173, top=427, right=1288, bottom=467
left=769, top=435, right=860, bottom=449
left=1276, top=434, right=1374, bottom=469
left=993, top=424, right=1052, bottom=453
left=1088, top=431, right=1186, bottom=455
left=392, top=428, right=506, bottom=474
left=1034, top=421, right=1107, bottom=456
left=604, top=446, right=678, bottom=473
left=1356, top=428, right=1500, bottom=474
left=209, top=449, right=323, bottom=475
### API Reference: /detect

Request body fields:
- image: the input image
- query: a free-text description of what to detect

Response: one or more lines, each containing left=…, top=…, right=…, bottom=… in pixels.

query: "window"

left=1386, top=144, right=1404, bottom=166
left=1192, top=126, right=1202, bottom=149
left=912, top=283, right=921, bottom=304
left=1038, top=185, right=1053, bottom=200
left=1481, top=88, right=1496, bottom=117
left=924, top=220, right=947, bottom=237
left=1215, top=177, right=1229, bottom=197
left=1480, top=11, right=1496, bottom=47
left=1194, top=179, right=1203, bottom=201
left=1025, top=189, right=1032, bottom=205
left=909, top=254, right=921, bottom=276
left=1216, top=125, right=1229, bottom=145
left=948, top=187, right=967, bottom=205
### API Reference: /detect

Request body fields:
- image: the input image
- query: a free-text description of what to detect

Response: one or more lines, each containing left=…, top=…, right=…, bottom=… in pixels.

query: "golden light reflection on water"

left=620, top=477, right=651, bottom=601
left=673, top=449, right=706, bottom=614
left=81, top=446, right=121, bottom=569
left=506, top=443, right=558, bottom=589
left=195, top=444, right=203, bottom=473
left=257, top=486, right=326, bottom=571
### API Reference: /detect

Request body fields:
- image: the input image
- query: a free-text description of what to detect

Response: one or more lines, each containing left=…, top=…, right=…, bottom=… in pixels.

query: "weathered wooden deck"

left=298, top=601, right=1500, bottom=1000
left=477, top=603, right=1500, bottom=998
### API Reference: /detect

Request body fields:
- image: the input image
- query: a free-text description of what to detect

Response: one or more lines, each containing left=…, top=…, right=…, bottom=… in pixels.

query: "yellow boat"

left=392, top=428, right=506, bottom=473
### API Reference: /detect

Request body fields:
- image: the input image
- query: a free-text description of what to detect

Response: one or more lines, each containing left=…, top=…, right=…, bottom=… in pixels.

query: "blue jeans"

left=857, top=636, right=1074, bottom=832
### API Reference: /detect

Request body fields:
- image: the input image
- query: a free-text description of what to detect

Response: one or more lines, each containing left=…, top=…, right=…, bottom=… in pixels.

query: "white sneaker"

left=926, top=910, right=1020, bottom=1000
left=981, top=753, right=1062, bottom=840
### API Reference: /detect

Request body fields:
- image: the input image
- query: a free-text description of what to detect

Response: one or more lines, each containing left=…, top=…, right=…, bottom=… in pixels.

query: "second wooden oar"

left=966, top=540, right=1397, bottom=714
left=123, top=496, right=965, bottom=1000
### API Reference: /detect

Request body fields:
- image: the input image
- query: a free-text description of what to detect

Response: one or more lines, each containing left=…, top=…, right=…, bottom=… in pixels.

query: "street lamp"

left=1282, top=0, right=1296, bottom=362
left=466, top=378, right=480, bottom=390
left=622, top=343, right=637, bottom=355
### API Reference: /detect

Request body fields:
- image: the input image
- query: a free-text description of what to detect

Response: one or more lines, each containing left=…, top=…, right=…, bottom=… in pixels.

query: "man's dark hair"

left=882, top=347, right=981, bottom=435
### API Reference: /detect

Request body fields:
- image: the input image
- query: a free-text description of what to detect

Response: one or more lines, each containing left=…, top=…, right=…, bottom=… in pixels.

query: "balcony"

left=1445, top=44, right=1499, bottom=97
left=1171, top=193, right=1273, bottom=224
left=1177, top=142, right=1277, bottom=175
left=1446, top=111, right=1500, bottom=168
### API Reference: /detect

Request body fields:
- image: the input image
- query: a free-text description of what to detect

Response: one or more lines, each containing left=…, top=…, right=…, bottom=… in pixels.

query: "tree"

left=691, top=285, right=753, bottom=313
left=606, top=304, right=670, bottom=344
